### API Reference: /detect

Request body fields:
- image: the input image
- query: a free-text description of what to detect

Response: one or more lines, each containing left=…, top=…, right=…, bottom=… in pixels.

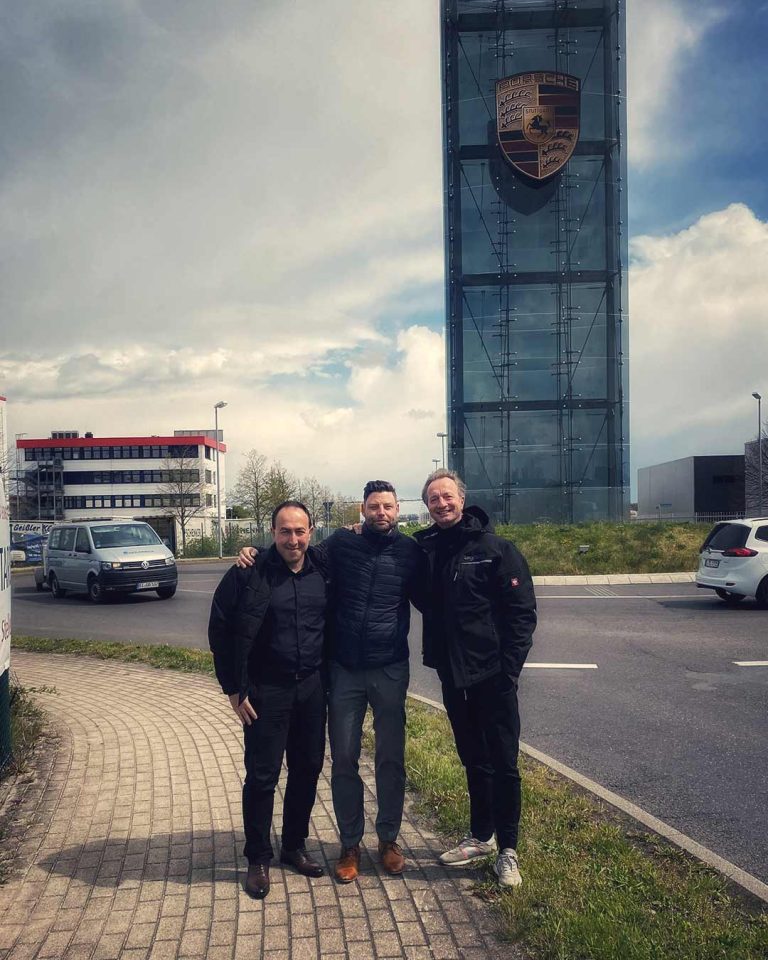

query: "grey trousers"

left=328, top=659, right=409, bottom=848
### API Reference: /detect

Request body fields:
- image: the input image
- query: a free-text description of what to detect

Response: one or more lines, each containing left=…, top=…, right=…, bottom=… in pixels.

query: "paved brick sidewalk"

left=1, top=653, right=521, bottom=960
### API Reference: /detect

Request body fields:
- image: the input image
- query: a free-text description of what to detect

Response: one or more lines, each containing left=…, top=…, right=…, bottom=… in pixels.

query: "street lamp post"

left=214, top=401, right=227, bottom=558
left=432, top=458, right=440, bottom=472
left=14, top=433, right=26, bottom=520
left=753, top=392, right=763, bottom=515
left=436, top=432, right=447, bottom=468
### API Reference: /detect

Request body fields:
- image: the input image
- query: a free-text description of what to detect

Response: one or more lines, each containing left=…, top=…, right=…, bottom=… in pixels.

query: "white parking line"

left=537, top=594, right=697, bottom=600
left=524, top=662, right=598, bottom=670
left=734, top=661, right=768, bottom=667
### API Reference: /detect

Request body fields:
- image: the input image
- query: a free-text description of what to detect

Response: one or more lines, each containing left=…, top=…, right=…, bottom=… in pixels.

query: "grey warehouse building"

left=441, top=0, right=629, bottom=522
left=637, top=456, right=745, bottom=521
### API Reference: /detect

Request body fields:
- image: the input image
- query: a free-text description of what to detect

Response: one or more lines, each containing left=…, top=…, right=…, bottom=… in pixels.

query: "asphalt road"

left=11, top=563, right=768, bottom=884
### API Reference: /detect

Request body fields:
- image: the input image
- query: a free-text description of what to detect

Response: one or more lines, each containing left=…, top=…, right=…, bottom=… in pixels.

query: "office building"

left=16, top=430, right=226, bottom=548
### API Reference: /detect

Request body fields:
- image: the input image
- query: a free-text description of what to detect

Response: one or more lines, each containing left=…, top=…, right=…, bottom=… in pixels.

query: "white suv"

left=696, top=518, right=768, bottom=606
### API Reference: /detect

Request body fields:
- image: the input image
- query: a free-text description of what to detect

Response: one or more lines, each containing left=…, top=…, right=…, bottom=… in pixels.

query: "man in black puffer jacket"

left=237, top=480, right=425, bottom=884
left=414, top=469, right=537, bottom=890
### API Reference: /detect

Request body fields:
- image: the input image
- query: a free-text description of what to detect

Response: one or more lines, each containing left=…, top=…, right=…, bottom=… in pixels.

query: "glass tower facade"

left=441, top=0, right=629, bottom=522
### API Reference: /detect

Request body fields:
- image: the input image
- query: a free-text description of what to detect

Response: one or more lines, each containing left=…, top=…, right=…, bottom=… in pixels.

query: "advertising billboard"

left=11, top=522, right=54, bottom=565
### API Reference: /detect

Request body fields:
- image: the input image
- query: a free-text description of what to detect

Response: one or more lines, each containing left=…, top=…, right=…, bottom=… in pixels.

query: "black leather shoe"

left=280, top=846, right=324, bottom=878
left=244, top=863, right=270, bottom=899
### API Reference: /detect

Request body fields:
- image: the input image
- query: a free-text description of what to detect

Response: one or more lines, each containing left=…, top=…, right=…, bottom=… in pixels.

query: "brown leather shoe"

left=378, top=840, right=405, bottom=875
left=280, top=846, right=324, bottom=878
left=244, top=862, right=270, bottom=899
left=334, top=844, right=360, bottom=883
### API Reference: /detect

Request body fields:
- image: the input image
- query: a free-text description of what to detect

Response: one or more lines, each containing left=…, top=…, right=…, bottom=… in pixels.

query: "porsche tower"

left=441, top=0, right=629, bottom=522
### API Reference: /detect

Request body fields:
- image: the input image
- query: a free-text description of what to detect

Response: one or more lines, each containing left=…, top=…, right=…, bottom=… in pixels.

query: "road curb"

left=408, top=692, right=768, bottom=906
left=533, top=572, right=696, bottom=585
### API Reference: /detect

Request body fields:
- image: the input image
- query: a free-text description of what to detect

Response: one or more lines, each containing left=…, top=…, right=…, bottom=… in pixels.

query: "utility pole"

left=214, top=401, right=227, bottom=557
left=753, top=392, right=763, bottom=515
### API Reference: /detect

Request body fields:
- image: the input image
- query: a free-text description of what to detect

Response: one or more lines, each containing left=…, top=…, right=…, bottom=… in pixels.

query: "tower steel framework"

left=441, top=0, right=629, bottom=522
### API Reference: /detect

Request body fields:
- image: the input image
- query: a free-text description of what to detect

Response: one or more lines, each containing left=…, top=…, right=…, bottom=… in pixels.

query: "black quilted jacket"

left=323, top=525, right=425, bottom=670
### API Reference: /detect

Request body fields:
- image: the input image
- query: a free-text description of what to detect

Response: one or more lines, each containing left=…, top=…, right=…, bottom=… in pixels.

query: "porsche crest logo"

left=496, top=72, right=580, bottom=181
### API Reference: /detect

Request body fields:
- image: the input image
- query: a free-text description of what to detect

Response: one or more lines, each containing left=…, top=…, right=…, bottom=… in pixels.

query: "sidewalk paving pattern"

left=0, top=653, right=520, bottom=960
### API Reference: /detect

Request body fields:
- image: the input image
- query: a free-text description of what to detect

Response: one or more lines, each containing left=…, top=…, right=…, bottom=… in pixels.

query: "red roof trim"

left=17, top=435, right=227, bottom=453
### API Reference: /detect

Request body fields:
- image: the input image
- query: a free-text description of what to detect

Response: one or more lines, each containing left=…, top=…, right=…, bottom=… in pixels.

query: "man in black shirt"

left=209, top=501, right=328, bottom=899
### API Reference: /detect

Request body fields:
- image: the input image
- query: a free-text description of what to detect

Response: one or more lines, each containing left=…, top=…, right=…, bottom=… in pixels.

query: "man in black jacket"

left=237, top=480, right=425, bottom=884
left=414, top=469, right=537, bottom=888
left=209, top=501, right=328, bottom=900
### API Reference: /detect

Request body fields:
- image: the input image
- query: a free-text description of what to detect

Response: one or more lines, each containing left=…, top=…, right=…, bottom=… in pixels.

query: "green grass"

left=15, top=637, right=767, bottom=957
left=0, top=677, right=48, bottom=882
left=402, top=520, right=710, bottom=576
left=4, top=678, right=46, bottom=778
left=12, top=636, right=216, bottom=675
left=400, top=701, right=768, bottom=960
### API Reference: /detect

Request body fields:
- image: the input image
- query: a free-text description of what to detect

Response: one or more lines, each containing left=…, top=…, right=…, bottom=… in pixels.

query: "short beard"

left=365, top=518, right=396, bottom=534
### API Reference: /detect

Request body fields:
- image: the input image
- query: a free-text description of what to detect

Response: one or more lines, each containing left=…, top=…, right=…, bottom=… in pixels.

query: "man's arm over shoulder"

left=493, top=539, right=537, bottom=678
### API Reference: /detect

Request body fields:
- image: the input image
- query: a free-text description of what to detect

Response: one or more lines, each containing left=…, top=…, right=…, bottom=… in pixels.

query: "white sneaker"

left=439, top=834, right=497, bottom=866
left=493, top=848, right=522, bottom=887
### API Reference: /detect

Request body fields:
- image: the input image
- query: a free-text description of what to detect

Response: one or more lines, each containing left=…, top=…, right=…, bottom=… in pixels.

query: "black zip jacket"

left=413, top=506, right=536, bottom=689
left=323, top=525, right=426, bottom=670
left=207, top=545, right=329, bottom=697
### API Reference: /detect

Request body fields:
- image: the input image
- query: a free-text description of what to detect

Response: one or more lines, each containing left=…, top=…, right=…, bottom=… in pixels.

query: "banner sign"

left=11, top=521, right=54, bottom=564
left=0, top=398, right=10, bottom=674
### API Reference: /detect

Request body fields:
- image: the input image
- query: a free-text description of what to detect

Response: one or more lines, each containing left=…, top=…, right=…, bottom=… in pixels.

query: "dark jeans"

left=440, top=670, right=522, bottom=851
left=328, top=659, right=409, bottom=848
left=242, top=671, right=326, bottom=864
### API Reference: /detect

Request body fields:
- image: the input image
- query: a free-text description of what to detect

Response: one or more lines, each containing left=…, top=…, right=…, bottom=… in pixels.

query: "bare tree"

left=263, top=462, right=296, bottom=519
left=744, top=434, right=768, bottom=514
left=331, top=493, right=361, bottom=528
left=231, top=450, right=270, bottom=531
left=158, top=452, right=206, bottom=553
left=296, top=475, right=332, bottom=527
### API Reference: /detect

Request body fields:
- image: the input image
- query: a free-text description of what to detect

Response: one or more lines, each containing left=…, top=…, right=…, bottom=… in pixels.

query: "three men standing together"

left=209, top=469, right=536, bottom=898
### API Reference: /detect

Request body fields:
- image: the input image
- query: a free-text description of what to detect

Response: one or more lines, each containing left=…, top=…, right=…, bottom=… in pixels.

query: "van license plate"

left=704, top=559, right=720, bottom=568
left=137, top=581, right=160, bottom=589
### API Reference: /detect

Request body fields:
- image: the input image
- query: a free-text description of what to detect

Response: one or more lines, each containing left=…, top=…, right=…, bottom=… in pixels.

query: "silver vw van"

left=43, top=519, right=177, bottom=602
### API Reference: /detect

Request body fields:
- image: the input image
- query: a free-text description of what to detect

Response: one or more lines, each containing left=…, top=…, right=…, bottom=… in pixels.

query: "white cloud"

left=630, top=203, right=768, bottom=470
left=6, top=324, right=446, bottom=501
left=627, top=0, right=725, bottom=167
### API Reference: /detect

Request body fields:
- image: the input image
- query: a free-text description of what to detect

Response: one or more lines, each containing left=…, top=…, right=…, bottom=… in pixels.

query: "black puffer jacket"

left=414, top=506, right=536, bottom=689
left=324, top=525, right=425, bottom=670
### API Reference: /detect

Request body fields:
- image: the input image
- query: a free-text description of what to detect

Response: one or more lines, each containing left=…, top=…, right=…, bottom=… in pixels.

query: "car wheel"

left=88, top=577, right=105, bottom=604
left=756, top=578, right=768, bottom=609
left=49, top=573, right=66, bottom=599
left=156, top=585, right=177, bottom=600
left=715, top=588, right=745, bottom=605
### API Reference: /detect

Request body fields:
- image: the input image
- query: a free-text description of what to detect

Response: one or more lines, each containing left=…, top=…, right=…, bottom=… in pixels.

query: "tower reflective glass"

left=441, top=0, right=629, bottom=522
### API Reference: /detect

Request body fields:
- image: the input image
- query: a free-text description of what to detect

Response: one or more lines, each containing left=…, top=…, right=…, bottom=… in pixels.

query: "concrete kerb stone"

left=533, top=572, right=695, bottom=586
left=2, top=653, right=522, bottom=960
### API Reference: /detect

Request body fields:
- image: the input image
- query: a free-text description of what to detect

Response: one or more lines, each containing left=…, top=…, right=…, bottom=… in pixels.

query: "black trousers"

left=242, top=670, right=326, bottom=864
left=440, top=670, right=522, bottom=851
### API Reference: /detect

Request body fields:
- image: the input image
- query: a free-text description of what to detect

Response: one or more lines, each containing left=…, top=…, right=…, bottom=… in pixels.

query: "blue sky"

left=1, top=0, right=766, bottom=503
